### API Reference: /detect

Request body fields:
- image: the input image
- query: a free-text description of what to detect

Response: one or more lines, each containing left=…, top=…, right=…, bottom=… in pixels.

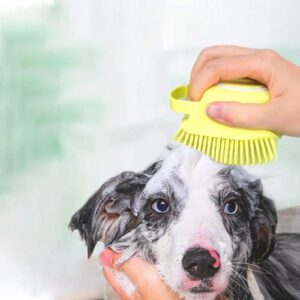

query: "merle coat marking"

left=69, top=145, right=300, bottom=300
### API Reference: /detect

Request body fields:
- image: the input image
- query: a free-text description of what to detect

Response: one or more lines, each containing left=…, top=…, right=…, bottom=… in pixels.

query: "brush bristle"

left=175, top=129, right=277, bottom=165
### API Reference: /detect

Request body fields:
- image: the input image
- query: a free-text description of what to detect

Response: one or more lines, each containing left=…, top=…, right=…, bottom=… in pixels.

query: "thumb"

left=206, top=101, right=277, bottom=131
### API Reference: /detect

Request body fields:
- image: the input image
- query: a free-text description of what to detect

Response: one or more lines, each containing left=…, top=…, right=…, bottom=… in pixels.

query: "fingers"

left=188, top=47, right=281, bottom=100
left=103, top=267, right=142, bottom=300
left=189, top=53, right=273, bottom=100
left=100, top=249, right=179, bottom=300
left=206, top=100, right=281, bottom=132
left=188, top=47, right=298, bottom=134
left=117, top=257, right=173, bottom=299
left=190, top=45, right=259, bottom=80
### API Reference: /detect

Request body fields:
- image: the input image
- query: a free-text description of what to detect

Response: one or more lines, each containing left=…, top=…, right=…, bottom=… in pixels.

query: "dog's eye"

left=224, top=200, right=239, bottom=215
left=151, top=199, right=170, bottom=214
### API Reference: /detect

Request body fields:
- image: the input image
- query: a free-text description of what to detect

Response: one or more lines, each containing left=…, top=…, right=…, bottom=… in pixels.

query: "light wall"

left=0, top=1, right=299, bottom=299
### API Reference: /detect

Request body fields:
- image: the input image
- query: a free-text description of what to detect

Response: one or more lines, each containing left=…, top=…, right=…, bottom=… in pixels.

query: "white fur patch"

left=149, top=148, right=233, bottom=299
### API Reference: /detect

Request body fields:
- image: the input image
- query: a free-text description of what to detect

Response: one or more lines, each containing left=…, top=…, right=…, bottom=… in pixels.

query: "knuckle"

left=188, top=82, right=199, bottom=100
left=259, top=49, right=279, bottom=61
left=237, top=113, right=251, bottom=127
left=137, top=273, right=156, bottom=289
left=225, top=105, right=250, bottom=126
left=203, top=60, right=217, bottom=74
left=199, top=48, right=210, bottom=60
left=199, top=46, right=217, bottom=59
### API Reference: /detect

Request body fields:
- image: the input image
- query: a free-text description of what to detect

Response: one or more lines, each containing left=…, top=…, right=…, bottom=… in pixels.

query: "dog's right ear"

left=69, top=171, right=151, bottom=257
left=250, top=193, right=277, bottom=262
left=69, top=188, right=100, bottom=257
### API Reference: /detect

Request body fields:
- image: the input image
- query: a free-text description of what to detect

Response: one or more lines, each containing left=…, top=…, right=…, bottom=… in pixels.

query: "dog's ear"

left=69, top=188, right=100, bottom=257
left=69, top=171, right=150, bottom=257
left=249, top=182, right=277, bottom=262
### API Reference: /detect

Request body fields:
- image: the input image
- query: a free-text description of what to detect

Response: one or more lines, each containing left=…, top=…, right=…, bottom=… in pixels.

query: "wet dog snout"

left=182, top=247, right=220, bottom=280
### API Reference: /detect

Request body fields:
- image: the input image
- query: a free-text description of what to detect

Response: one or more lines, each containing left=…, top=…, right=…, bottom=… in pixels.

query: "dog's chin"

left=178, top=274, right=226, bottom=300
left=177, top=278, right=226, bottom=300
left=179, top=288, right=218, bottom=300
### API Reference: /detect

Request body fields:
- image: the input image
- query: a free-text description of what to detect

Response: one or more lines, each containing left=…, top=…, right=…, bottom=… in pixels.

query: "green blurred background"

left=0, top=1, right=299, bottom=299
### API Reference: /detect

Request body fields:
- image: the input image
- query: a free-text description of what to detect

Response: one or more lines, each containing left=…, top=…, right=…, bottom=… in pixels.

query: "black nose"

left=182, top=247, right=220, bottom=280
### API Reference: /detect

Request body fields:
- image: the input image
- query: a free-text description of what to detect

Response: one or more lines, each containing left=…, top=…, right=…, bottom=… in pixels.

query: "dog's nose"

left=182, top=247, right=220, bottom=280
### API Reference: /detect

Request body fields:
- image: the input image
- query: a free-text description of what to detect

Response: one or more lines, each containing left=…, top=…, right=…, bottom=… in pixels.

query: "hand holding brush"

left=189, top=45, right=300, bottom=137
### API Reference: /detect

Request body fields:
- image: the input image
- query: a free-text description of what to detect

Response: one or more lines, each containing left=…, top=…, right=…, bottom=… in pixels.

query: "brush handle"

left=169, top=83, right=270, bottom=115
left=169, top=86, right=199, bottom=114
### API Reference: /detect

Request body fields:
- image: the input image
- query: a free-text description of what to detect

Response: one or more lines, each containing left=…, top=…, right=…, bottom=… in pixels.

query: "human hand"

left=189, top=45, right=300, bottom=137
left=99, top=248, right=181, bottom=300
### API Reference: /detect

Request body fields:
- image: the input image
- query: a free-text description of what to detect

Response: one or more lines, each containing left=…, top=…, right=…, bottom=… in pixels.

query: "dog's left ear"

left=69, top=171, right=150, bottom=257
left=249, top=180, right=277, bottom=262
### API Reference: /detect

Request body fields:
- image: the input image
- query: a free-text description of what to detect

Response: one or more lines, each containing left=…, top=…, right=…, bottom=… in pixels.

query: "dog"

left=69, top=144, right=300, bottom=299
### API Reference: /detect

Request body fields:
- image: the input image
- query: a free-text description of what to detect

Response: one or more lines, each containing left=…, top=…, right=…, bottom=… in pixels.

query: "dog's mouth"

left=181, top=272, right=227, bottom=298
left=182, top=277, right=215, bottom=294
left=189, top=286, right=214, bottom=294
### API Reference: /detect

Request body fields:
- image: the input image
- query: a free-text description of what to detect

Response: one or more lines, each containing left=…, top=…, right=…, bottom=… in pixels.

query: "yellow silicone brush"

left=169, top=79, right=280, bottom=165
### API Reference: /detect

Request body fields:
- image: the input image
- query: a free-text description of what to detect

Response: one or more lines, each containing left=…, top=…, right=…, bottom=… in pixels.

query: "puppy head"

left=148, top=153, right=277, bottom=299
left=69, top=145, right=277, bottom=299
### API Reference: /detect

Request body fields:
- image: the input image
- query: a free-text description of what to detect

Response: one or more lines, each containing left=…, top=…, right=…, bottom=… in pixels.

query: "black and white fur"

left=70, top=144, right=300, bottom=300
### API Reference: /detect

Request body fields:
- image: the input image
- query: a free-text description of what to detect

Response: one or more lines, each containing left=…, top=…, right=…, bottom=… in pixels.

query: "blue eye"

left=151, top=199, right=170, bottom=214
left=224, top=200, right=239, bottom=215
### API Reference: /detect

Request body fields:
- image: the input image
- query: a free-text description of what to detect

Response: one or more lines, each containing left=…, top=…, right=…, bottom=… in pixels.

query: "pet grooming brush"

left=169, top=79, right=280, bottom=165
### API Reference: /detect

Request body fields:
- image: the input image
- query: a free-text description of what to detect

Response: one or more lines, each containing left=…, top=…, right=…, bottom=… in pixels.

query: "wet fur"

left=69, top=145, right=300, bottom=299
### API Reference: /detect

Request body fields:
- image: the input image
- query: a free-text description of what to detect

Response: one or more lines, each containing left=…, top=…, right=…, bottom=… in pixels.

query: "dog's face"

left=70, top=145, right=277, bottom=299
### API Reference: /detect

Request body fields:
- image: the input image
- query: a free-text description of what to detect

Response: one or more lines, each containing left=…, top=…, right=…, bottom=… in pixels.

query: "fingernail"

left=206, top=103, right=226, bottom=120
left=99, top=249, right=114, bottom=267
